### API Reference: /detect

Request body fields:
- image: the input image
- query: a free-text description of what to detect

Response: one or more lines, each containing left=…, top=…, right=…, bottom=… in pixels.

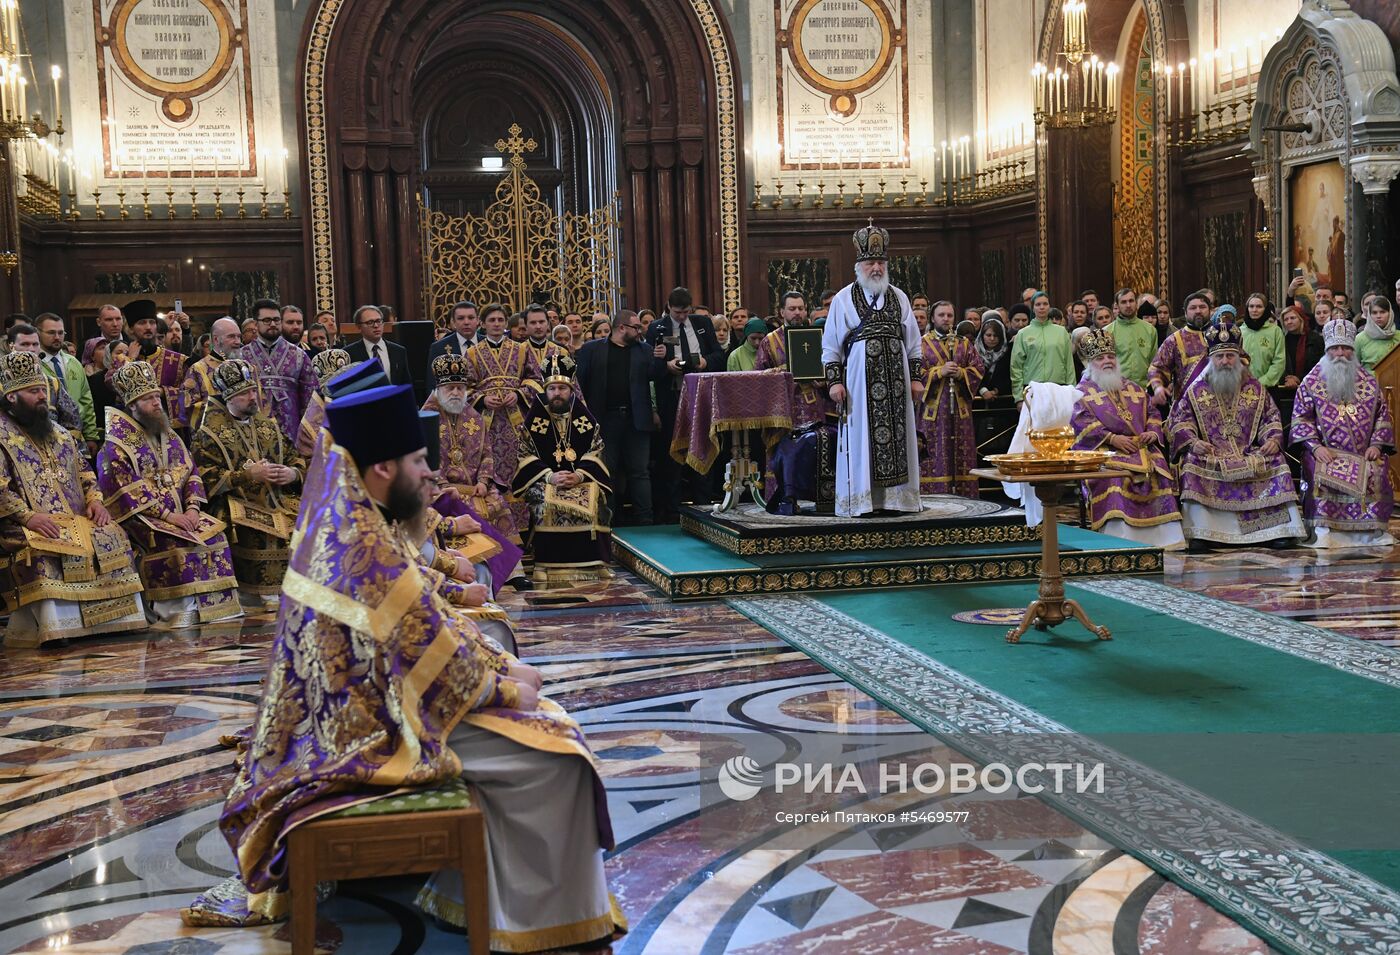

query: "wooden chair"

left=287, top=777, right=489, bottom=955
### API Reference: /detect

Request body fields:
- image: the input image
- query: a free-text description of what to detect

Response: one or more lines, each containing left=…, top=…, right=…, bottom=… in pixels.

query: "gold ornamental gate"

left=420, top=125, right=621, bottom=321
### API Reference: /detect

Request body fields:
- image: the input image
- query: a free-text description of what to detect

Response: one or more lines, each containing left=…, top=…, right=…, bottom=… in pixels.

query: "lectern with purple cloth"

left=669, top=370, right=794, bottom=510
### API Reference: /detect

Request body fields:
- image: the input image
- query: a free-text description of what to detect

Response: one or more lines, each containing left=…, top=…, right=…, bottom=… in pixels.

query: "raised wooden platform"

left=679, top=496, right=1039, bottom=556
left=614, top=512, right=1163, bottom=601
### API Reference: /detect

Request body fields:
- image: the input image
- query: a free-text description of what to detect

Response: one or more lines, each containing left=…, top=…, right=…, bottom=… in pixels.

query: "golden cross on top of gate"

left=495, top=124, right=538, bottom=168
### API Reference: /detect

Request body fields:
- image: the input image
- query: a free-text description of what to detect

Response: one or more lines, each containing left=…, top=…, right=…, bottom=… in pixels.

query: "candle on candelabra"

left=1189, top=58, right=1198, bottom=119
left=50, top=65, right=61, bottom=129
left=17, top=75, right=25, bottom=119
left=1164, top=65, right=1173, bottom=120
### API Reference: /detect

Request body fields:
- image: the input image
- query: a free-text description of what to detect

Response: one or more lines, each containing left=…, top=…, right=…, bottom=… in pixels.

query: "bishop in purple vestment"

left=1071, top=329, right=1184, bottom=549
left=0, top=352, right=146, bottom=646
left=239, top=300, right=319, bottom=442
left=1289, top=318, right=1396, bottom=548
left=917, top=302, right=984, bottom=497
left=97, top=361, right=242, bottom=626
left=1167, top=324, right=1305, bottom=549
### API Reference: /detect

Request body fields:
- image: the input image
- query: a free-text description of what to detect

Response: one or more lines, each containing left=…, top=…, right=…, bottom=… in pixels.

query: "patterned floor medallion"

left=950, top=608, right=1028, bottom=625
left=6, top=520, right=1398, bottom=952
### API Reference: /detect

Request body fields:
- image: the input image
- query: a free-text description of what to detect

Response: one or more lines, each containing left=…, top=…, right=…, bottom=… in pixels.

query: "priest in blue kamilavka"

left=513, top=354, right=613, bottom=584
left=182, top=382, right=624, bottom=951
left=0, top=351, right=146, bottom=647
left=1289, top=318, right=1396, bottom=548
left=97, top=360, right=243, bottom=626
left=821, top=221, right=925, bottom=516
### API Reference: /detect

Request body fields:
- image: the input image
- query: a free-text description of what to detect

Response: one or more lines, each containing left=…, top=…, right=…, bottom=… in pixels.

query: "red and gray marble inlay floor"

left=6, top=535, right=1368, bottom=953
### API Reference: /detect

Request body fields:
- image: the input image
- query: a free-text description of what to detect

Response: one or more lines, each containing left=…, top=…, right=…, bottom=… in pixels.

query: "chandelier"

left=1033, top=0, right=1118, bottom=130
left=0, top=0, right=64, bottom=276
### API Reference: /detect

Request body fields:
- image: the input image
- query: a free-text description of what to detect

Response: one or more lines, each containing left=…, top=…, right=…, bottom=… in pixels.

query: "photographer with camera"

left=646, top=286, right=725, bottom=521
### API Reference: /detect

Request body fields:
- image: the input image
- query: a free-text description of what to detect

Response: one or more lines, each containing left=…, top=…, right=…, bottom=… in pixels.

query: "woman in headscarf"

left=975, top=316, right=1012, bottom=402
left=82, top=336, right=119, bottom=428
left=1155, top=300, right=1174, bottom=336
left=1242, top=293, right=1286, bottom=386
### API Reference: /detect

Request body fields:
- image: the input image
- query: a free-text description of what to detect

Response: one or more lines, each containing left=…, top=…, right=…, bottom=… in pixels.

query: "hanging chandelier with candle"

left=1033, top=0, right=1119, bottom=130
left=0, top=0, right=65, bottom=276
left=0, top=0, right=61, bottom=142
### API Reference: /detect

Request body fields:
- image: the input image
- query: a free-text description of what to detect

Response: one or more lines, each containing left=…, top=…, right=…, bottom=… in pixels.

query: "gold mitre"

left=113, top=360, right=162, bottom=405
left=432, top=353, right=471, bottom=385
left=312, top=348, right=352, bottom=385
left=213, top=358, right=259, bottom=400
left=1077, top=327, right=1116, bottom=363
left=541, top=353, right=576, bottom=387
left=0, top=351, right=47, bottom=395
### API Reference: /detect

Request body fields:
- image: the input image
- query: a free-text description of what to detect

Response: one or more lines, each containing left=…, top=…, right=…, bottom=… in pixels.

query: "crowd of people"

left=2, top=270, right=1397, bottom=646
left=1, top=255, right=1396, bottom=950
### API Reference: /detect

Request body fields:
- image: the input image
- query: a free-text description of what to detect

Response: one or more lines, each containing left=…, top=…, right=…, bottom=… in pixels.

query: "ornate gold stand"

left=972, top=467, right=1129, bottom=643
left=715, top=430, right=767, bottom=513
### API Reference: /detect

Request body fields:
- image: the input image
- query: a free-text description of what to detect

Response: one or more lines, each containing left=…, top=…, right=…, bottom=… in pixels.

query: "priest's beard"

left=137, top=336, right=158, bottom=357
left=1206, top=361, right=1244, bottom=403
left=1321, top=354, right=1359, bottom=404
left=5, top=394, right=53, bottom=441
left=385, top=466, right=426, bottom=523
left=437, top=392, right=467, bottom=416
left=1087, top=364, right=1123, bottom=393
left=548, top=396, right=572, bottom=414
left=855, top=263, right=890, bottom=300
left=133, top=404, right=172, bottom=439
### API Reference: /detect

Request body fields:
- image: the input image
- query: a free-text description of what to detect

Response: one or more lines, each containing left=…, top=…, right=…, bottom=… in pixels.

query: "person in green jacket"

left=1241, top=294, right=1285, bottom=387
left=1010, top=290, right=1075, bottom=403
left=1356, top=296, right=1399, bottom=370
left=726, top=318, right=769, bottom=371
left=1106, top=288, right=1158, bottom=388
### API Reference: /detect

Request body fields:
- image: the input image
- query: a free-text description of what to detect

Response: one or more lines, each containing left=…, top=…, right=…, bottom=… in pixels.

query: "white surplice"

left=821, top=282, right=923, bottom=517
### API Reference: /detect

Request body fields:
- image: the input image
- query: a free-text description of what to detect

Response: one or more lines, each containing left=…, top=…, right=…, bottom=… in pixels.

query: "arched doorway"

left=1034, top=0, right=1188, bottom=297
left=297, top=0, right=742, bottom=324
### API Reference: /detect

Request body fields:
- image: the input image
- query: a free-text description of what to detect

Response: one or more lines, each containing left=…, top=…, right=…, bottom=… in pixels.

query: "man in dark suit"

left=645, top=286, right=725, bottom=520
left=344, top=305, right=410, bottom=385
left=425, top=300, right=481, bottom=391
left=576, top=308, right=660, bottom=525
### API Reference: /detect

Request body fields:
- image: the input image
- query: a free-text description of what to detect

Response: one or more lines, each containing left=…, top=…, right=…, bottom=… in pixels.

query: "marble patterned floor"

left=11, top=524, right=1400, bottom=954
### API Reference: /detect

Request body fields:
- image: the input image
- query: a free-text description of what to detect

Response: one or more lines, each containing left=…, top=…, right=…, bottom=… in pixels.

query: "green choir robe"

left=1010, top=318, right=1075, bottom=402
left=1357, top=326, right=1399, bottom=371
left=1241, top=322, right=1286, bottom=387
left=727, top=342, right=758, bottom=371
left=1107, top=316, right=1157, bottom=388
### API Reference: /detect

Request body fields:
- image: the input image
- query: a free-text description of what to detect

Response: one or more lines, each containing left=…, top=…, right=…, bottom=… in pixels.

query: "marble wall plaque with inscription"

left=775, top=0, right=909, bottom=167
left=64, top=0, right=284, bottom=193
